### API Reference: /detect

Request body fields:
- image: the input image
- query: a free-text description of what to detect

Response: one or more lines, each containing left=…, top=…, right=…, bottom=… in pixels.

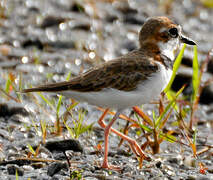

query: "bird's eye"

left=168, top=27, right=178, bottom=38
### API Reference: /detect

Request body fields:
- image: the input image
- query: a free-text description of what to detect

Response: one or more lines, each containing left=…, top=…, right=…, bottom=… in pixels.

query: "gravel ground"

left=0, top=0, right=213, bottom=179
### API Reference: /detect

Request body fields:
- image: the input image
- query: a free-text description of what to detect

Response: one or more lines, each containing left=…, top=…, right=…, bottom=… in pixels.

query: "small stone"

left=168, top=157, right=178, bottom=164
left=186, top=175, right=197, bottom=180
left=31, top=162, right=45, bottom=169
left=117, top=148, right=131, bottom=157
left=207, top=166, right=213, bottom=173
left=197, top=176, right=211, bottom=180
left=40, top=16, right=65, bottom=28
left=51, top=174, right=70, bottom=180
left=22, top=39, right=44, bottom=50
left=0, top=103, right=29, bottom=118
left=52, top=152, right=66, bottom=160
left=47, top=162, right=67, bottom=177
left=155, top=161, right=162, bottom=168
left=179, top=164, right=190, bottom=170
left=22, top=165, right=34, bottom=171
left=0, top=159, right=31, bottom=166
left=45, top=139, right=83, bottom=153
left=123, top=14, right=144, bottom=25
left=70, top=2, right=85, bottom=12
left=0, top=44, right=11, bottom=56
left=183, top=156, right=196, bottom=167
left=7, top=164, right=24, bottom=176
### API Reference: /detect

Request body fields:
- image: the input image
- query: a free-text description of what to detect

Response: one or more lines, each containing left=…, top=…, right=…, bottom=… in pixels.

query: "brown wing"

left=22, top=50, right=158, bottom=93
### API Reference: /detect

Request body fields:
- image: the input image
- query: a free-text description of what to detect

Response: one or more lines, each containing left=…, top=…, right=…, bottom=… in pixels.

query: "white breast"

left=60, top=62, right=173, bottom=110
left=158, top=38, right=179, bottom=61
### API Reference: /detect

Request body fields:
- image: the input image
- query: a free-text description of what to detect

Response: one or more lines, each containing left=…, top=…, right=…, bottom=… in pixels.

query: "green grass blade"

left=5, top=78, right=11, bottom=94
left=40, top=119, right=47, bottom=142
left=75, top=110, right=85, bottom=138
left=78, top=122, right=94, bottom=137
left=37, top=92, right=54, bottom=110
left=40, top=119, right=46, bottom=135
left=16, top=169, right=19, bottom=180
left=139, top=124, right=153, bottom=133
left=159, top=133, right=176, bottom=143
left=64, top=120, right=75, bottom=138
left=152, top=110, right=156, bottom=123
left=56, top=95, right=63, bottom=117
left=16, top=73, right=23, bottom=101
left=166, top=90, right=179, bottom=111
left=27, top=143, right=36, bottom=156
left=135, top=113, right=153, bottom=133
left=66, top=71, right=72, bottom=81
left=56, top=72, right=71, bottom=117
left=201, top=0, right=213, bottom=8
left=155, top=85, right=185, bottom=128
left=31, top=119, right=39, bottom=135
left=19, top=72, right=22, bottom=92
left=164, top=44, right=186, bottom=93
left=192, top=45, right=199, bottom=102
left=67, top=102, right=79, bottom=111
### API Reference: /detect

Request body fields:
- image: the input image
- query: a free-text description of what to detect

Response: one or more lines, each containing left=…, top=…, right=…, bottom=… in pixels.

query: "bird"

left=22, top=16, right=196, bottom=170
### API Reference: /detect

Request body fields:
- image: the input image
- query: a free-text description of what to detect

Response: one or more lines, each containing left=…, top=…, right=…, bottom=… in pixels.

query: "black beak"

left=180, top=35, right=196, bottom=45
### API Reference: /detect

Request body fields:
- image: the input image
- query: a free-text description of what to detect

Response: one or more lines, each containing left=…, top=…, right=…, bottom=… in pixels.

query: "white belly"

left=60, top=63, right=173, bottom=110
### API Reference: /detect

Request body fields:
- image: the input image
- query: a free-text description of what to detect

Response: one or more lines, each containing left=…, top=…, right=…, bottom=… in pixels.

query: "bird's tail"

left=21, top=81, right=71, bottom=93
left=22, top=86, right=51, bottom=93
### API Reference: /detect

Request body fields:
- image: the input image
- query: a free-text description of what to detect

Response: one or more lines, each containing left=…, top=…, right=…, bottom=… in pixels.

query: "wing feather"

left=22, top=50, right=158, bottom=93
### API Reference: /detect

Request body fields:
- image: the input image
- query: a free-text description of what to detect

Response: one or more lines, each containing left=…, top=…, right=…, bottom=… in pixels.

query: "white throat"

left=158, top=38, right=179, bottom=61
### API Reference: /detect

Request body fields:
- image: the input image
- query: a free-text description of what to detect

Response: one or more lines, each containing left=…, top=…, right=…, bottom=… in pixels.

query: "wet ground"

left=0, top=0, right=213, bottom=179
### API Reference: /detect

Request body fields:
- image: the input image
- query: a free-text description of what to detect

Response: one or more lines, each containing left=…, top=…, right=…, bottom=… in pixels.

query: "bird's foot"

left=101, top=162, right=122, bottom=171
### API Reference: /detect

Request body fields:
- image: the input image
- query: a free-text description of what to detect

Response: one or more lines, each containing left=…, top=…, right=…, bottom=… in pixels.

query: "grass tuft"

left=64, top=109, right=94, bottom=139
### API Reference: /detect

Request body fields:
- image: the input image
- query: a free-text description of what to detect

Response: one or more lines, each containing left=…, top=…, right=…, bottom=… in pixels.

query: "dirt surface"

left=0, top=0, right=213, bottom=179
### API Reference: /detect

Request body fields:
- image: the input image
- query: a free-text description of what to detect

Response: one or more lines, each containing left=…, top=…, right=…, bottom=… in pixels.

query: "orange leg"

left=98, top=109, right=146, bottom=170
left=101, top=110, right=122, bottom=170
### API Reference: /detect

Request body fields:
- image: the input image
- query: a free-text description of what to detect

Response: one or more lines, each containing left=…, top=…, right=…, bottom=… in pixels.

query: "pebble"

left=7, top=164, right=24, bottom=176
left=47, top=162, right=67, bottom=177
left=45, top=139, right=83, bottom=153
left=183, top=156, right=196, bottom=167
left=0, top=103, right=29, bottom=118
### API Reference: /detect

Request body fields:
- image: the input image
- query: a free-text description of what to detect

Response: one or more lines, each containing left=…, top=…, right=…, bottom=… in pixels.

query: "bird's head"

left=139, top=16, right=196, bottom=60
